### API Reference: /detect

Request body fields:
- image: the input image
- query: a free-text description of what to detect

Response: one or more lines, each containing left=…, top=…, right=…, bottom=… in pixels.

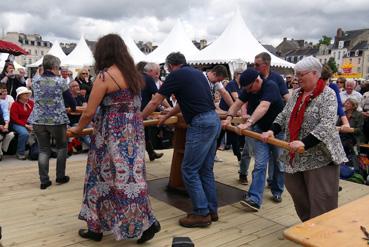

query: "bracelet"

left=226, top=114, right=234, bottom=119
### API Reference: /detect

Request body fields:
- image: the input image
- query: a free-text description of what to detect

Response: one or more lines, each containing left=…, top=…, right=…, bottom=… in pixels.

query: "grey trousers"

left=285, top=163, right=339, bottom=222
left=33, top=124, right=68, bottom=184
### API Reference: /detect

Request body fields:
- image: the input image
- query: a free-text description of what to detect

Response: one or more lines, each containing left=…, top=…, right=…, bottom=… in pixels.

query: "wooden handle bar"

left=67, top=116, right=179, bottom=137
left=224, top=125, right=304, bottom=154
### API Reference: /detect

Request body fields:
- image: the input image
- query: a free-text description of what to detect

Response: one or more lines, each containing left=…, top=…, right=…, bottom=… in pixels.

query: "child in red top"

left=10, top=87, right=33, bottom=160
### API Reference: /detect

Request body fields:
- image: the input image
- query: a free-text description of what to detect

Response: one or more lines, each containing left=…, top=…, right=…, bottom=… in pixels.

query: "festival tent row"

left=146, top=20, right=199, bottom=64
left=61, top=36, right=95, bottom=67
left=27, top=40, right=67, bottom=68
left=187, top=9, right=294, bottom=75
left=26, top=33, right=146, bottom=69
left=122, top=33, right=147, bottom=63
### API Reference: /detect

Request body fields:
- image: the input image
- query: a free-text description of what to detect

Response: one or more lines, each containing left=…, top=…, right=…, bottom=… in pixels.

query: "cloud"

left=0, top=0, right=368, bottom=46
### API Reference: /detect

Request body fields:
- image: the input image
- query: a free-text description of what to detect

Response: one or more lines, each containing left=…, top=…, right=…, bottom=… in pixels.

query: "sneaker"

left=214, top=155, right=223, bottom=162
left=16, top=153, right=27, bottom=160
left=40, top=180, right=52, bottom=190
left=240, top=197, right=260, bottom=212
left=179, top=214, right=211, bottom=228
left=271, top=194, right=282, bottom=203
left=56, top=176, right=70, bottom=184
left=239, top=174, right=248, bottom=185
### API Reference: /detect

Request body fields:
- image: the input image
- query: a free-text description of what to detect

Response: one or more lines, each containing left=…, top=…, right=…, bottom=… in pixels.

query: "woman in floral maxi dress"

left=69, top=34, right=160, bottom=244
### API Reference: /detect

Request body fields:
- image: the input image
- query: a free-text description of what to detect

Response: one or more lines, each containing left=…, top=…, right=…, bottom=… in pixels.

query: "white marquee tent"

left=61, top=36, right=94, bottom=67
left=121, top=33, right=147, bottom=63
left=27, top=40, right=67, bottom=68
left=188, top=9, right=294, bottom=71
left=146, top=20, right=199, bottom=63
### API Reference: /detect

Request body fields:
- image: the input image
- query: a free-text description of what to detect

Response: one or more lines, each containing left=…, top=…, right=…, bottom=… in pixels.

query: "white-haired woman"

left=261, top=56, right=347, bottom=221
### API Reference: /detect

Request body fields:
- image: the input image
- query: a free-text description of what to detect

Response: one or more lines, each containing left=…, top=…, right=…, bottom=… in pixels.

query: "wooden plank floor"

left=1, top=149, right=369, bottom=247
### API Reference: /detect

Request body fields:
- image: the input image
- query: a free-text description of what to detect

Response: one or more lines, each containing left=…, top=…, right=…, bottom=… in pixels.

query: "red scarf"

left=288, top=79, right=326, bottom=163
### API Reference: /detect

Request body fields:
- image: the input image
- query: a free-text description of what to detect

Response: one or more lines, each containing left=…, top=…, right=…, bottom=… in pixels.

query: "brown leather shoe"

left=179, top=214, right=211, bottom=228
left=209, top=213, right=218, bottom=222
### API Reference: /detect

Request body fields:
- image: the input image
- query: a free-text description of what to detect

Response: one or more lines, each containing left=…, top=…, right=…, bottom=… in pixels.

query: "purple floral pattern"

left=78, top=89, right=156, bottom=240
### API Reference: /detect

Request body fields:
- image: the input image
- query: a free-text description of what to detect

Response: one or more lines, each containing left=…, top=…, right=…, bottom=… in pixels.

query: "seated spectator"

left=66, top=81, right=90, bottom=147
left=79, top=84, right=88, bottom=102
left=75, top=68, right=93, bottom=99
left=0, top=62, right=26, bottom=99
left=10, top=87, right=34, bottom=160
left=60, top=67, right=71, bottom=84
left=337, top=77, right=346, bottom=92
left=337, top=98, right=364, bottom=168
left=340, top=79, right=363, bottom=111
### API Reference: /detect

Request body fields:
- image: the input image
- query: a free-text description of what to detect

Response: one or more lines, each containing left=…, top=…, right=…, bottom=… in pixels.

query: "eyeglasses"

left=295, top=71, right=312, bottom=78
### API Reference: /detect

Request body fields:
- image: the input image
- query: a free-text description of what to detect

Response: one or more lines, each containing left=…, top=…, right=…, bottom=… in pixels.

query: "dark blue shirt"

left=219, top=79, right=241, bottom=111
left=266, top=71, right=289, bottom=97
left=329, top=82, right=345, bottom=117
left=239, top=79, right=284, bottom=131
left=159, top=65, right=215, bottom=124
left=141, top=73, right=158, bottom=111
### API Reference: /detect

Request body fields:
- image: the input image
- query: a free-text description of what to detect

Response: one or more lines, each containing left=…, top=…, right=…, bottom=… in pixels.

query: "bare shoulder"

left=104, top=66, right=129, bottom=91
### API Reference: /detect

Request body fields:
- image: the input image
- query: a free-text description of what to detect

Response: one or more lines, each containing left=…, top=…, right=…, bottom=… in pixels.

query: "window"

left=338, top=41, right=344, bottom=49
left=358, top=58, right=361, bottom=64
left=28, top=59, right=32, bottom=64
left=35, top=50, right=38, bottom=55
left=338, top=51, right=341, bottom=60
left=41, top=51, right=44, bottom=55
left=367, top=67, right=369, bottom=73
left=358, top=67, right=361, bottom=73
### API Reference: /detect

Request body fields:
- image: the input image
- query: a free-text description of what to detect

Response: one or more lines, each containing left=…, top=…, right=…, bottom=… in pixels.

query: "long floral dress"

left=78, top=88, right=156, bottom=240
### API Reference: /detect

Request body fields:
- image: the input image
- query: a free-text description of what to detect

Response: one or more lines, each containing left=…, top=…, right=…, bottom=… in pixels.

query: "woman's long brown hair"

left=94, top=34, right=144, bottom=95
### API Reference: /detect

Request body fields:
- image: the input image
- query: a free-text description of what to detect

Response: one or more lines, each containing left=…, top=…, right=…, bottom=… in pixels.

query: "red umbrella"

left=0, top=40, right=28, bottom=56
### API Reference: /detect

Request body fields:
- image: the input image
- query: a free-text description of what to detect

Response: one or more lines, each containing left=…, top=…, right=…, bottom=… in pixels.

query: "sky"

left=0, top=0, right=368, bottom=47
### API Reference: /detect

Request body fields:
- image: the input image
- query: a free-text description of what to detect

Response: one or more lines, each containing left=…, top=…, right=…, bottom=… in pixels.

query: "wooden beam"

left=224, top=125, right=304, bottom=153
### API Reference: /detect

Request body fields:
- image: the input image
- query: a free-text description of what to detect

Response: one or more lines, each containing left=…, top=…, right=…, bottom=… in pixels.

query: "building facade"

left=2, top=32, right=52, bottom=66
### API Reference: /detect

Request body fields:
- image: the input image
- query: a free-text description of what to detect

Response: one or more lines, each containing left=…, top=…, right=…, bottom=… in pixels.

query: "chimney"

left=283, top=37, right=287, bottom=42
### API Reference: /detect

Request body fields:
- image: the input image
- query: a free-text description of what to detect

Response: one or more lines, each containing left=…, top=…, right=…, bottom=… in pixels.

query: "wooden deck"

left=1, top=149, right=369, bottom=247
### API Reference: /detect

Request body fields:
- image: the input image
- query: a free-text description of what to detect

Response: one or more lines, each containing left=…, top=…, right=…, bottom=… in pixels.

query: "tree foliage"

left=326, top=57, right=338, bottom=73
left=319, top=35, right=332, bottom=46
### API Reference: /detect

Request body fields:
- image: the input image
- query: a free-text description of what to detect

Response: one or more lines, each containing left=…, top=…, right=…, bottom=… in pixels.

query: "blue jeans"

left=247, top=125, right=285, bottom=206
left=11, top=124, right=29, bottom=155
left=182, top=111, right=221, bottom=216
left=239, top=136, right=254, bottom=176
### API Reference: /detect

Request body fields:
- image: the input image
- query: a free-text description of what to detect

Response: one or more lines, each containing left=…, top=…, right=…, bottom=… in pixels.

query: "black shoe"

left=40, top=180, right=52, bottom=190
left=0, top=225, right=2, bottom=240
left=272, top=194, right=282, bottom=203
left=239, top=174, right=248, bottom=185
left=78, top=229, right=103, bottom=241
left=240, top=197, right=260, bottom=212
left=149, top=152, right=164, bottom=161
left=137, top=221, right=161, bottom=244
left=56, top=176, right=70, bottom=184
